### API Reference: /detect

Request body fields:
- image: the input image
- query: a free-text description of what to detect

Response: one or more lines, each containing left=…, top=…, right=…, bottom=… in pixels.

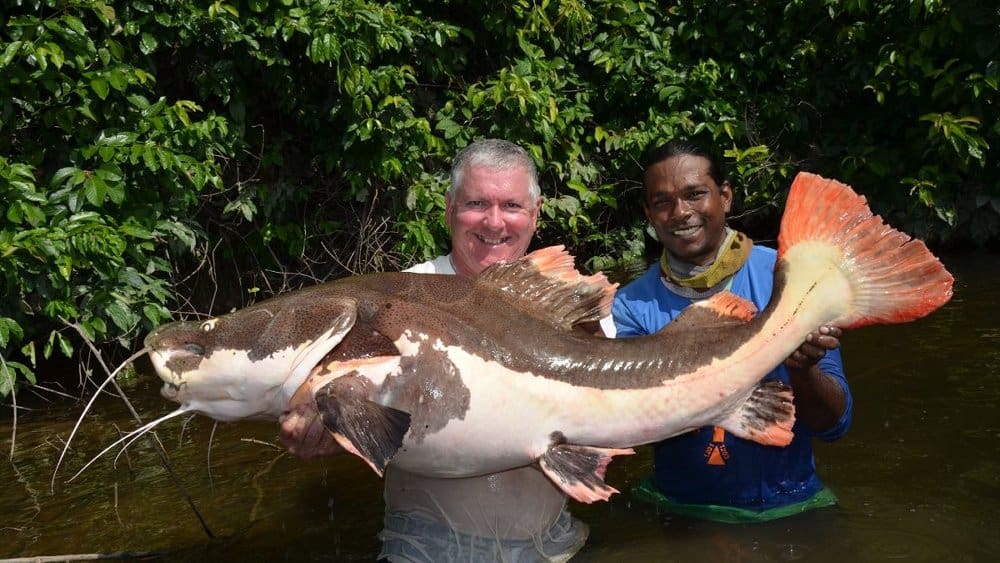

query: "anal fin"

left=717, top=379, right=796, bottom=447
left=537, top=438, right=634, bottom=503
left=314, top=376, right=411, bottom=476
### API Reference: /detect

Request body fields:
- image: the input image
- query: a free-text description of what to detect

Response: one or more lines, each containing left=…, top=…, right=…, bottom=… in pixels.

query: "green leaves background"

left=2, top=0, right=997, bottom=393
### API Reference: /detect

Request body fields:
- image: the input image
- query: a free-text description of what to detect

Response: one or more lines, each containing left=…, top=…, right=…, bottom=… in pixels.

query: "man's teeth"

left=672, top=225, right=700, bottom=237
left=475, top=234, right=508, bottom=245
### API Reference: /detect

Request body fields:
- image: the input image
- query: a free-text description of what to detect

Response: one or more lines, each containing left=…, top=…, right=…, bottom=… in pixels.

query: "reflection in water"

left=2, top=253, right=998, bottom=561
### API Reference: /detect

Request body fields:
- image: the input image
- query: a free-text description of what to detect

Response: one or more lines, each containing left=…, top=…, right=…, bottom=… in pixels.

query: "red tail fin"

left=777, top=172, right=953, bottom=328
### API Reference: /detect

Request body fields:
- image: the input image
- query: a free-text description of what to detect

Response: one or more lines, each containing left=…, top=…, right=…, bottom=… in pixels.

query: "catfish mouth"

left=146, top=338, right=201, bottom=379
left=160, top=379, right=183, bottom=401
left=146, top=347, right=191, bottom=403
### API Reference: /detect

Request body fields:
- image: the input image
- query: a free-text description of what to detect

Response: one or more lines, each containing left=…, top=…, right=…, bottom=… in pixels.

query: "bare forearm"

left=787, top=364, right=847, bottom=433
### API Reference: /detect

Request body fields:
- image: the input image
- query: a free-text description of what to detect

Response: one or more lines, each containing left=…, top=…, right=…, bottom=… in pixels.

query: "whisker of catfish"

left=111, top=412, right=184, bottom=469
left=67, top=408, right=189, bottom=483
left=207, top=421, right=219, bottom=489
left=62, top=320, right=215, bottom=539
left=51, top=346, right=150, bottom=491
left=179, top=412, right=198, bottom=447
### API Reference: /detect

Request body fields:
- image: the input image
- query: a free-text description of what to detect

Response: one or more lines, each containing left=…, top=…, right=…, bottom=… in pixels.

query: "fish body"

left=146, top=173, right=953, bottom=502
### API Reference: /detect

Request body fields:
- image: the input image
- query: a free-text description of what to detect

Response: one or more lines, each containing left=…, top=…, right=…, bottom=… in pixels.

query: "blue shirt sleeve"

left=612, top=294, right=649, bottom=338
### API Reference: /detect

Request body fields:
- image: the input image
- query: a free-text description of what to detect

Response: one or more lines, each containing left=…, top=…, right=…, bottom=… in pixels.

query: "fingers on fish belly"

left=537, top=435, right=635, bottom=503
left=717, top=379, right=796, bottom=446
left=314, top=378, right=411, bottom=476
left=279, top=403, right=345, bottom=458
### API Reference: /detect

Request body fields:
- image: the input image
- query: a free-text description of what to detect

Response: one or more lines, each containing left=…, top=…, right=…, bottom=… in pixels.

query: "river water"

left=2, top=252, right=997, bottom=562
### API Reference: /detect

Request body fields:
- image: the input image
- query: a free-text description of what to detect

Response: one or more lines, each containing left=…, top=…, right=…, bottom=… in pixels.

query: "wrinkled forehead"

left=456, top=166, right=535, bottom=202
left=643, top=155, right=720, bottom=199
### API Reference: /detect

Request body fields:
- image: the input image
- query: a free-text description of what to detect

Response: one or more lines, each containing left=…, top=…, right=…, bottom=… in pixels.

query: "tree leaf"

left=0, top=41, right=22, bottom=68
left=90, top=77, right=110, bottom=100
left=106, top=300, right=134, bottom=332
left=140, top=32, right=159, bottom=54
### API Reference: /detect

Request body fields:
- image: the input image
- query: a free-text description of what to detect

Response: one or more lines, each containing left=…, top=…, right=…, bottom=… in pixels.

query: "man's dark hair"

left=641, top=140, right=726, bottom=188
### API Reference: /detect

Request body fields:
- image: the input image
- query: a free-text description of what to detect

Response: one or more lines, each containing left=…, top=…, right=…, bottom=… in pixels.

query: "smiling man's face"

left=445, top=164, right=540, bottom=277
left=643, top=154, right=733, bottom=266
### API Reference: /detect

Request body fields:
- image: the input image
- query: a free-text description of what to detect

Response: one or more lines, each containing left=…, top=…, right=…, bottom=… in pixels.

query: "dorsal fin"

left=476, top=245, right=618, bottom=331
left=653, top=291, right=757, bottom=336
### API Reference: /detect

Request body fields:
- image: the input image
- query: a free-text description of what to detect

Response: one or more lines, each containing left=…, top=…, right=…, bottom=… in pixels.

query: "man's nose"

left=669, top=199, right=691, bottom=220
left=484, top=206, right=504, bottom=228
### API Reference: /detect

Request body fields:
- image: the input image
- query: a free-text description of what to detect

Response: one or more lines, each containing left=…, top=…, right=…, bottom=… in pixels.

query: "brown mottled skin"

left=276, top=269, right=772, bottom=392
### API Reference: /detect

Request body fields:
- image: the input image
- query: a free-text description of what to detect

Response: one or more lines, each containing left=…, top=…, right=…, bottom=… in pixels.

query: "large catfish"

left=145, top=172, right=953, bottom=503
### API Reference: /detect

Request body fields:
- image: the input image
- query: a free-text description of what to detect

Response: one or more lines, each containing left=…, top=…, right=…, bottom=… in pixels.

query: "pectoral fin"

left=314, top=377, right=411, bottom=476
left=717, top=379, right=796, bottom=446
left=537, top=436, right=634, bottom=503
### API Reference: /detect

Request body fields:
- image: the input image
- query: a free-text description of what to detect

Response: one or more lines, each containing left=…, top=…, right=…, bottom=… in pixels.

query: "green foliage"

left=1, top=0, right=997, bottom=393
left=1, top=2, right=232, bottom=395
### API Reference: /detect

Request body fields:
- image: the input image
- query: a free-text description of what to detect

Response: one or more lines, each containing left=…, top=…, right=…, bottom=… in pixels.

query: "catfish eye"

left=201, top=319, right=217, bottom=333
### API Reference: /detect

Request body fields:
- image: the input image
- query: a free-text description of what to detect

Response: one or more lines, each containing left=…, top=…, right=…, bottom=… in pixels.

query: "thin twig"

left=249, top=448, right=286, bottom=522
left=0, top=551, right=165, bottom=562
left=239, top=438, right=284, bottom=449
left=2, top=353, right=18, bottom=460
left=27, top=382, right=79, bottom=401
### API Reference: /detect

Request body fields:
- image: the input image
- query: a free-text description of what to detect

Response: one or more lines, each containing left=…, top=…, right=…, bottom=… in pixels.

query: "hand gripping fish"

left=145, top=173, right=953, bottom=503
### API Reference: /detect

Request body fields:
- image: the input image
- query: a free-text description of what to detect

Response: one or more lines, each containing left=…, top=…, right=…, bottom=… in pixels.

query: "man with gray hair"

left=281, top=139, right=589, bottom=562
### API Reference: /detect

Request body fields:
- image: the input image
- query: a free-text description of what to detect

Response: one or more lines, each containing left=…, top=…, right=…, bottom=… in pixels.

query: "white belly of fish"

left=379, top=339, right=737, bottom=478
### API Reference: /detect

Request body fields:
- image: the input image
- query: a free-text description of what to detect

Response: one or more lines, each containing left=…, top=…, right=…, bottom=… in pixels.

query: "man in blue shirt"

left=612, top=140, right=853, bottom=523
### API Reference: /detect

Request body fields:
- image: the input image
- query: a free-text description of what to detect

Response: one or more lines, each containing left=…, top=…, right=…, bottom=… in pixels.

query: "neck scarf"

left=659, top=229, right=753, bottom=296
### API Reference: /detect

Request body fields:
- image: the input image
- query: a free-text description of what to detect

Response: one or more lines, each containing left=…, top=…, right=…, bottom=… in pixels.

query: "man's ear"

left=444, top=193, right=456, bottom=228
left=720, top=181, right=734, bottom=213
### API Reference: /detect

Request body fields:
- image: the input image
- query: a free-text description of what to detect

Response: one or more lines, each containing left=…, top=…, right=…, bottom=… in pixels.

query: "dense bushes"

left=2, top=0, right=997, bottom=394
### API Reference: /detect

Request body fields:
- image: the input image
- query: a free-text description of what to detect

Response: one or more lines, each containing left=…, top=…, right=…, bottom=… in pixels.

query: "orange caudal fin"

left=777, top=172, right=954, bottom=329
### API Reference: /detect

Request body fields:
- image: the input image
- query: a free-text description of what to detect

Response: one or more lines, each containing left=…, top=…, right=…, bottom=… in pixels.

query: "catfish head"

left=144, top=291, right=358, bottom=421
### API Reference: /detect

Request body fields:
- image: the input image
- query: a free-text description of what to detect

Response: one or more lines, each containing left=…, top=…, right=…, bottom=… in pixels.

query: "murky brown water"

left=2, top=253, right=998, bottom=562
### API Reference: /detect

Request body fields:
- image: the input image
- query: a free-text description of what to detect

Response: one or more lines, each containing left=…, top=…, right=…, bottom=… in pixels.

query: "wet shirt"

left=611, top=245, right=853, bottom=511
left=383, top=464, right=572, bottom=541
